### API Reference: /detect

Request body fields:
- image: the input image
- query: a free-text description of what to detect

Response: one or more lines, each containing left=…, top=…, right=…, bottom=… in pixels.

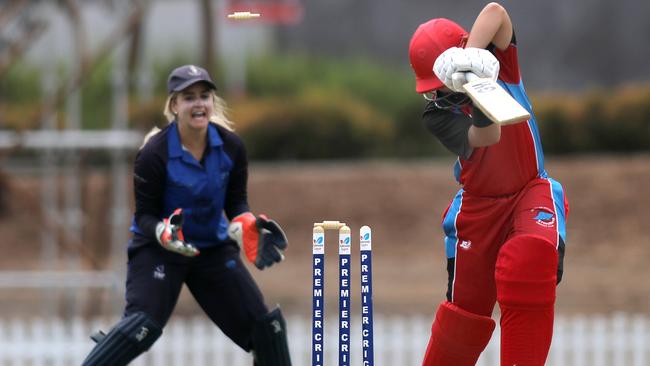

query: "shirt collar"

left=168, top=121, right=223, bottom=158
left=206, top=122, right=224, bottom=148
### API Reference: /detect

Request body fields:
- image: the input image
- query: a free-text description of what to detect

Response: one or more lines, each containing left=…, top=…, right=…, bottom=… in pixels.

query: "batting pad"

left=82, top=312, right=162, bottom=366
left=496, top=235, right=558, bottom=365
left=422, top=301, right=496, bottom=366
left=252, top=307, right=292, bottom=366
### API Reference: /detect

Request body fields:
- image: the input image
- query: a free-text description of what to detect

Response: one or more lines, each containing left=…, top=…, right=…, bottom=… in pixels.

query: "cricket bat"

left=463, top=73, right=531, bottom=125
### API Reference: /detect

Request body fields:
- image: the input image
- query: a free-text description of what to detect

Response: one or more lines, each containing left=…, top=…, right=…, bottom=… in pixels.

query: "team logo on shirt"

left=532, top=207, right=555, bottom=228
left=459, top=240, right=472, bottom=250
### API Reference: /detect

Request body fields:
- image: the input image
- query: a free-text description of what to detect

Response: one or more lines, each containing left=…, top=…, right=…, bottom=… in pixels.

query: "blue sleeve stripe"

left=499, top=79, right=545, bottom=176
left=453, top=157, right=462, bottom=183
left=442, top=189, right=464, bottom=258
left=548, top=177, right=568, bottom=245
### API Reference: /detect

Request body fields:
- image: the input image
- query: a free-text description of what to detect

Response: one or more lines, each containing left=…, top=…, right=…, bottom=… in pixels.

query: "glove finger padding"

left=463, top=48, right=500, bottom=81
left=433, top=47, right=470, bottom=92
left=228, top=213, right=288, bottom=270
left=257, top=217, right=288, bottom=250
left=434, top=47, right=500, bottom=92
left=260, top=238, right=284, bottom=266
left=167, top=239, right=200, bottom=257
left=255, top=216, right=288, bottom=270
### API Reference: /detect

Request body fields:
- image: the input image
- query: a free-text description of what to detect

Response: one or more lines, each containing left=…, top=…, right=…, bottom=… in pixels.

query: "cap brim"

left=415, top=76, right=443, bottom=94
left=171, top=78, right=217, bottom=93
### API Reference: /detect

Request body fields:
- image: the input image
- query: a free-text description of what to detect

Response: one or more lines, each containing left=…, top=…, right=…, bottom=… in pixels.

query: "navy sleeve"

left=220, top=127, right=250, bottom=219
left=422, top=102, right=473, bottom=159
left=422, top=102, right=495, bottom=159
left=133, top=130, right=168, bottom=238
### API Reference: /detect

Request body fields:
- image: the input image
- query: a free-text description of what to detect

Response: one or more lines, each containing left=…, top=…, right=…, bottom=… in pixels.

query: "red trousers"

left=441, top=177, right=567, bottom=316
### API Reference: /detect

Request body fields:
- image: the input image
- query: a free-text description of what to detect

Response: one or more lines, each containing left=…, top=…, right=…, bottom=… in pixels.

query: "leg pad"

left=252, top=308, right=292, bottom=366
left=496, top=235, right=558, bottom=366
left=422, top=301, right=495, bottom=366
left=82, top=312, right=162, bottom=366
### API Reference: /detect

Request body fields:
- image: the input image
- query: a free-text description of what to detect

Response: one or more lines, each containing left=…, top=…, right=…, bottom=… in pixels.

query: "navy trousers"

left=124, top=240, right=269, bottom=350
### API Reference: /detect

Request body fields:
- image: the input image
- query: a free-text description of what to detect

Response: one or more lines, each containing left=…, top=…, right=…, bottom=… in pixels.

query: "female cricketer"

left=408, top=3, right=569, bottom=365
left=82, top=65, right=292, bottom=366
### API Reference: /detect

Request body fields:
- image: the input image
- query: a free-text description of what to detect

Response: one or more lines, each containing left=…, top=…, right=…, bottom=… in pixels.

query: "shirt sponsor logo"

left=459, top=240, right=472, bottom=250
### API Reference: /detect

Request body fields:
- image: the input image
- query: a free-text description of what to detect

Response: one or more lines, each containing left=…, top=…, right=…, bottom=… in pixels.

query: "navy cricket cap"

left=167, top=65, right=217, bottom=94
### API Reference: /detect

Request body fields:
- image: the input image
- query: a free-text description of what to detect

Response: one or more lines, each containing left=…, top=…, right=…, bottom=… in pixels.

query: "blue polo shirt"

left=129, top=122, right=250, bottom=248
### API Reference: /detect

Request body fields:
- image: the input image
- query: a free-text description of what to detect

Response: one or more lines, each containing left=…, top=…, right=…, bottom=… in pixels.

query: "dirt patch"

left=1, top=154, right=649, bottom=317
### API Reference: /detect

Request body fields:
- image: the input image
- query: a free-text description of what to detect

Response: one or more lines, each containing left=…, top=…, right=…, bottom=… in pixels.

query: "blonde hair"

left=141, top=90, right=234, bottom=148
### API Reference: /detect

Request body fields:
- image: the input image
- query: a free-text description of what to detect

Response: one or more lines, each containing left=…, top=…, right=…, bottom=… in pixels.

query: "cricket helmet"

left=408, top=18, right=468, bottom=93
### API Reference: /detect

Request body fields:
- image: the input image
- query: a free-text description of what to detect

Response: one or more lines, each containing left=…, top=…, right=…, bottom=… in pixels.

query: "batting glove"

left=433, top=47, right=500, bottom=92
left=155, top=208, right=200, bottom=257
left=228, top=212, right=288, bottom=270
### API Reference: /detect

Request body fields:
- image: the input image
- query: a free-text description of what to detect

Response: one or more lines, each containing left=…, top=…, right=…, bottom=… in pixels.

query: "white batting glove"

left=433, top=47, right=467, bottom=92
left=449, top=72, right=471, bottom=93
left=433, top=47, right=500, bottom=92
left=463, top=47, right=500, bottom=80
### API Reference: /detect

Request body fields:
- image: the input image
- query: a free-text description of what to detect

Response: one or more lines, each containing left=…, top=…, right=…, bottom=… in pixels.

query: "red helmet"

left=408, top=18, right=468, bottom=93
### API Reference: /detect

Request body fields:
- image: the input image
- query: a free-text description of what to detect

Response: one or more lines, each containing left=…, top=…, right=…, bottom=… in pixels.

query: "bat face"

left=463, top=77, right=530, bottom=125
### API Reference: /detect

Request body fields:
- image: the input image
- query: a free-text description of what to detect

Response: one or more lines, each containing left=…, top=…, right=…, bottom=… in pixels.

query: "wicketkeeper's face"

left=172, top=82, right=214, bottom=131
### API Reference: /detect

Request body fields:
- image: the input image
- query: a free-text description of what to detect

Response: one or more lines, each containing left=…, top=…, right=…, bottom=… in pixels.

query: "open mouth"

left=191, top=111, right=207, bottom=118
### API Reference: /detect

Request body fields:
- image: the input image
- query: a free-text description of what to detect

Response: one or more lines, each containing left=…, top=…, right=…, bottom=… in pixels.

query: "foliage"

left=232, top=89, right=394, bottom=160
left=245, top=54, right=650, bottom=158
left=0, top=64, right=41, bottom=103
left=244, top=54, right=448, bottom=159
left=80, top=59, right=113, bottom=129
left=0, top=65, right=43, bottom=130
left=532, top=85, right=650, bottom=154
left=1, top=54, right=649, bottom=159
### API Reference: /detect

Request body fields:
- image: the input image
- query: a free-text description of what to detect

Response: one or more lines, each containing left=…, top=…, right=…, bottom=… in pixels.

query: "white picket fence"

left=0, top=314, right=648, bottom=365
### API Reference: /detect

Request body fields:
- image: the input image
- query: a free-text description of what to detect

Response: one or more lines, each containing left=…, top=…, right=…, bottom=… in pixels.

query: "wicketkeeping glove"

left=433, top=47, right=500, bottom=92
left=227, top=212, right=288, bottom=270
left=155, top=208, right=200, bottom=257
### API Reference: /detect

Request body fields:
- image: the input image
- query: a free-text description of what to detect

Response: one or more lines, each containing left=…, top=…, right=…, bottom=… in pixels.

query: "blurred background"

left=0, top=0, right=649, bottom=364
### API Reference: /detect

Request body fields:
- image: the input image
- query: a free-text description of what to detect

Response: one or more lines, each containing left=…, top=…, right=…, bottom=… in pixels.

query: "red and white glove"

left=228, top=212, right=288, bottom=270
left=155, top=208, right=200, bottom=257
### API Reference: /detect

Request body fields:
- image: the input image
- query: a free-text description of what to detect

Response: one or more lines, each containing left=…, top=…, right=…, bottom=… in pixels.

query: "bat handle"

left=465, top=72, right=479, bottom=82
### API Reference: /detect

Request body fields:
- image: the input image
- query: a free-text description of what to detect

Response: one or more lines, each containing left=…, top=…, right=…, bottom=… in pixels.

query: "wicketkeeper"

left=408, top=3, right=569, bottom=365
left=82, top=65, right=291, bottom=366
